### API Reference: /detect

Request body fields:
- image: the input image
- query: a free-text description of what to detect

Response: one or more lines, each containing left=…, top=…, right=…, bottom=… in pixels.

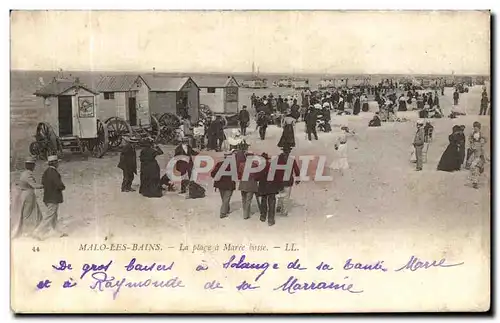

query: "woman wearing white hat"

left=11, top=156, right=43, bottom=239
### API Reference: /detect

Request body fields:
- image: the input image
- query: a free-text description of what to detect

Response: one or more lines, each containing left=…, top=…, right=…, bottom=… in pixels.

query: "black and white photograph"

left=9, top=10, right=491, bottom=313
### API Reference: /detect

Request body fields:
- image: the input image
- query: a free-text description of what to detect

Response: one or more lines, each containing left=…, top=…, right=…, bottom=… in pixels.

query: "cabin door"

left=58, top=96, right=73, bottom=136
left=176, top=92, right=188, bottom=118
left=128, top=97, right=137, bottom=126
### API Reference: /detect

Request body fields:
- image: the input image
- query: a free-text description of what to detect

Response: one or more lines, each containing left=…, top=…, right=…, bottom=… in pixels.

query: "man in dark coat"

left=290, top=99, right=301, bottom=120
left=118, top=136, right=138, bottom=192
left=453, top=89, right=460, bottom=106
left=211, top=152, right=237, bottom=218
left=256, top=111, right=268, bottom=140
left=207, top=116, right=225, bottom=151
left=238, top=105, right=250, bottom=136
left=305, top=106, right=318, bottom=140
left=480, top=94, right=489, bottom=115
left=35, top=155, right=66, bottom=239
left=256, top=153, right=283, bottom=226
left=139, top=140, right=164, bottom=198
left=174, top=136, right=199, bottom=194
left=275, top=146, right=300, bottom=216
left=282, top=98, right=290, bottom=114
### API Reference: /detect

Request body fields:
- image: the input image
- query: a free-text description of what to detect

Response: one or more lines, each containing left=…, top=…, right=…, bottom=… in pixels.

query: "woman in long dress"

left=437, top=126, right=462, bottom=172
left=361, top=94, right=369, bottom=112
left=139, top=140, right=164, bottom=198
left=467, top=122, right=487, bottom=188
left=398, top=94, right=407, bottom=111
left=11, top=157, right=43, bottom=239
left=278, top=111, right=296, bottom=149
left=353, top=95, right=361, bottom=115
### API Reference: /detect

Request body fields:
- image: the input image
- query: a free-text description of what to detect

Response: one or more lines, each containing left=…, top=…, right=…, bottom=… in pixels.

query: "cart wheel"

left=158, top=113, right=181, bottom=144
left=90, top=119, right=109, bottom=158
left=149, top=115, right=161, bottom=143
left=105, top=117, right=132, bottom=149
left=29, top=141, right=44, bottom=160
left=34, top=122, right=61, bottom=159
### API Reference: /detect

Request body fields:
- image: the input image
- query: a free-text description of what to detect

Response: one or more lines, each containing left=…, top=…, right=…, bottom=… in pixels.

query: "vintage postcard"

left=10, top=10, right=490, bottom=313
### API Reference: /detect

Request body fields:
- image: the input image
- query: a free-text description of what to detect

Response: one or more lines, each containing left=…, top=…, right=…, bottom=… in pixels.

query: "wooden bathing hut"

left=34, top=77, right=100, bottom=138
left=292, top=78, right=310, bottom=89
left=193, top=76, right=239, bottom=115
left=96, top=75, right=151, bottom=127
left=143, top=75, right=200, bottom=121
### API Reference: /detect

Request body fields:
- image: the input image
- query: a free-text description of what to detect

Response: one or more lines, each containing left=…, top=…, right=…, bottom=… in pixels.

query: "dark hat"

left=242, top=105, right=247, bottom=108
left=124, top=135, right=140, bottom=143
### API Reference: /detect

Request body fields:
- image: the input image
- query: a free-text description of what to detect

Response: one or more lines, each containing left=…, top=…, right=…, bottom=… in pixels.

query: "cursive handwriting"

left=124, top=258, right=174, bottom=272
left=236, top=280, right=260, bottom=291
left=316, top=262, right=334, bottom=271
left=196, top=261, right=208, bottom=271
left=274, top=276, right=363, bottom=295
left=343, top=259, right=388, bottom=272
left=395, top=256, right=464, bottom=272
left=63, top=278, right=77, bottom=288
left=36, top=279, right=51, bottom=290
left=52, top=260, right=72, bottom=271
left=222, top=255, right=279, bottom=281
left=287, top=259, right=307, bottom=270
left=204, top=280, right=223, bottom=290
left=81, top=260, right=113, bottom=279
left=89, top=272, right=185, bottom=300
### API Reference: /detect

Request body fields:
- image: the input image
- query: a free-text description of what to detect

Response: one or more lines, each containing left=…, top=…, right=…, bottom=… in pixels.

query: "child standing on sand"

left=330, top=130, right=349, bottom=176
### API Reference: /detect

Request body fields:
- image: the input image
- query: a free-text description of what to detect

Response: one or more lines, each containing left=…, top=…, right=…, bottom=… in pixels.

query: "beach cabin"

left=348, top=77, right=370, bottom=87
left=34, top=77, right=99, bottom=138
left=318, top=79, right=336, bottom=89
left=241, top=78, right=268, bottom=89
left=143, top=76, right=200, bottom=121
left=193, top=76, right=240, bottom=114
left=334, top=78, right=349, bottom=88
left=277, top=78, right=293, bottom=88
left=292, top=78, right=310, bottom=89
left=96, top=75, right=150, bottom=126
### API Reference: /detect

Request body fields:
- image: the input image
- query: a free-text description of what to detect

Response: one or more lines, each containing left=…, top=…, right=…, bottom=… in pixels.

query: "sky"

left=10, top=10, right=490, bottom=75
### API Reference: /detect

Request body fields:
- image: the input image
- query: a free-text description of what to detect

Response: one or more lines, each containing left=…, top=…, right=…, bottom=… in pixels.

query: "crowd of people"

left=11, top=79, right=490, bottom=238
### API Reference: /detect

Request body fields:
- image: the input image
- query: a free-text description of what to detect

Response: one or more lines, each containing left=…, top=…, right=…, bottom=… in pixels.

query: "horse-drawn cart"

left=31, top=78, right=109, bottom=160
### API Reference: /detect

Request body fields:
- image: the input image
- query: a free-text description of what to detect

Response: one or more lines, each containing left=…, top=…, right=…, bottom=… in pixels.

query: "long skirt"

left=437, top=144, right=461, bottom=172
left=277, top=124, right=296, bottom=148
left=11, top=187, right=43, bottom=238
left=362, top=102, right=369, bottom=112
left=140, top=161, right=163, bottom=198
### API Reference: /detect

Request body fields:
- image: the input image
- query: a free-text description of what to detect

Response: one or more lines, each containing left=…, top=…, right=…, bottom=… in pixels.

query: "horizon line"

left=9, top=68, right=490, bottom=77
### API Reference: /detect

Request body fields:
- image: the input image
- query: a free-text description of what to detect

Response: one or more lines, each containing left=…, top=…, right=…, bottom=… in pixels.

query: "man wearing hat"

left=174, top=136, right=199, bottom=194
left=275, top=146, right=300, bottom=217
left=238, top=105, right=250, bottom=136
left=305, top=106, right=318, bottom=141
left=211, top=151, right=236, bottom=218
left=35, top=155, right=66, bottom=238
left=256, top=153, right=283, bottom=226
left=11, top=156, right=43, bottom=238
left=413, top=120, right=425, bottom=171
left=118, top=136, right=139, bottom=192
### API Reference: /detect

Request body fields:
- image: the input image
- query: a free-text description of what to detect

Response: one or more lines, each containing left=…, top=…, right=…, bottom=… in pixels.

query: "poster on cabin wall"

left=78, top=96, right=95, bottom=118
left=226, top=87, right=238, bottom=102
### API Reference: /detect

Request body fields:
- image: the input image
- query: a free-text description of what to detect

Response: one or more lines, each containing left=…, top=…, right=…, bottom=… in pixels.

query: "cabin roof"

left=192, top=76, right=239, bottom=88
left=34, top=78, right=98, bottom=97
left=142, top=76, right=198, bottom=92
left=96, top=75, right=147, bottom=92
